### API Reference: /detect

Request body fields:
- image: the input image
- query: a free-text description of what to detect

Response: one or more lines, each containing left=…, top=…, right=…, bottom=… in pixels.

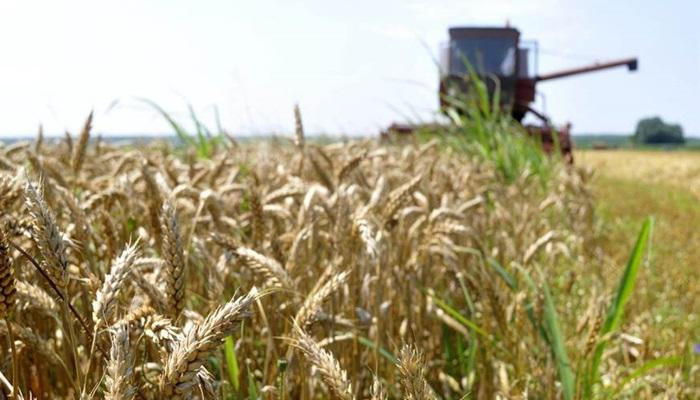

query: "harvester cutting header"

left=388, top=26, right=638, bottom=162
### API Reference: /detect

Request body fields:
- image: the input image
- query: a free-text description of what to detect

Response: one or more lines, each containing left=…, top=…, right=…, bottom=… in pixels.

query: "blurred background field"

left=580, top=150, right=700, bottom=197
left=579, top=149, right=700, bottom=349
left=574, top=136, right=700, bottom=150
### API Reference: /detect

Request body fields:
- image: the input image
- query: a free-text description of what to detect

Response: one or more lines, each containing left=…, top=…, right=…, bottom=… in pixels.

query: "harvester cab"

left=439, top=27, right=521, bottom=113
left=438, top=26, right=638, bottom=162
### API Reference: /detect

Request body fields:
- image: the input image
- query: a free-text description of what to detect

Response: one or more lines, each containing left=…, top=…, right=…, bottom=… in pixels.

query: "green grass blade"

left=214, top=105, right=224, bottom=135
left=602, top=216, right=654, bottom=332
left=357, top=336, right=398, bottom=365
left=213, top=105, right=231, bottom=149
left=486, top=257, right=517, bottom=290
left=223, top=336, right=240, bottom=391
left=452, top=246, right=517, bottom=290
left=541, top=280, right=575, bottom=400
left=609, top=356, right=681, bottom=397
left=514, top=263, right=574, bottom=399
left=137, top=98, right=195, bottom=146
left=429, top=293, right=489, bottom=338
left=188, top=103, right=212, bottom=158
left=514, top=265, right=559, bottom=352
left=587, top=217, right=654, bottom=395
left=246, top=362, right=258, bottom=399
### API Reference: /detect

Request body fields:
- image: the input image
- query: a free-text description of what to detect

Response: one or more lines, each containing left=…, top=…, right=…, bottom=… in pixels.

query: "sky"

left=0, top=0, right=698, bottom=137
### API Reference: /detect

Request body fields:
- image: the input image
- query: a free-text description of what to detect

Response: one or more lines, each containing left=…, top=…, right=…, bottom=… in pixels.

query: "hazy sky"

left=0, top=0, right=698, bottom=137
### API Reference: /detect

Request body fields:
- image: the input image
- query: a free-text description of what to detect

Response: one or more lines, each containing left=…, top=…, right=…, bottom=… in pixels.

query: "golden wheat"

left=0, top=114, right=693, bottom=399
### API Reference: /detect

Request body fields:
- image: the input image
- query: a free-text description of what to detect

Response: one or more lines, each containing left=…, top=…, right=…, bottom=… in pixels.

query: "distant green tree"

left=633, top=116, right=685, bottom=144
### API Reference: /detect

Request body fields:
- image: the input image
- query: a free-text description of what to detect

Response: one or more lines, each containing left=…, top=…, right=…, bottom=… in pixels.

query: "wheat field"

left=0, top=113, right=696, bottom=399
left=578, top=150, right=700, bottom=199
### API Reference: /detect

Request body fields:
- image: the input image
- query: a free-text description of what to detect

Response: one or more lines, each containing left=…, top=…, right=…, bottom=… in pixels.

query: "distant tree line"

left=633, top=116, right=684, bottom=145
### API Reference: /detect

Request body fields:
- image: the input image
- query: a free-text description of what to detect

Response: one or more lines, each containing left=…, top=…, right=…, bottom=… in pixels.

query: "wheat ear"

left=14, top=280, right=59, bottom=319
left=294, top=270, right=349, bottom=329
left=0, top=226, right=18, bottom=397
left=397, top=344, right=438, bottom=400
left=381, top=174, right=422, bottom=227
left=93, top=243, right=140, bottom=326
left=35, top=124, right=44, bottom=153
left=370, top=376, right=388, bottom=400
left=105, top=321, right=136, bottom=400
left=159, top=288, right=259, bottom=399
left=71, top=111, right=93, bottom=174
left=234, top=247, right=293, bottom=290
left=24, top=178, right=69, bottom=288
left=161, top=200, right=186, bottom=320
left=289, top=324, right=354, bottom=400
left=293, top=104, right=305, bottom=151
left=0, top=228, right=16, bottom=319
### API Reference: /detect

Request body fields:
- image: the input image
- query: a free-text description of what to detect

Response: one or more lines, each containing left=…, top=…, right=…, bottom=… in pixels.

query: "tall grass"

left=585, top=217, right=654, bottom=398
left=419, top=63, right=556, bottom=184
left=139, top=98, right=227, bottom=159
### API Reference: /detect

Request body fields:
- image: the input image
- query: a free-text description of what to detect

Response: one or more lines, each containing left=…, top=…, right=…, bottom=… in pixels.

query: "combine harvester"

left=386, top=26, right=638, bottom=163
